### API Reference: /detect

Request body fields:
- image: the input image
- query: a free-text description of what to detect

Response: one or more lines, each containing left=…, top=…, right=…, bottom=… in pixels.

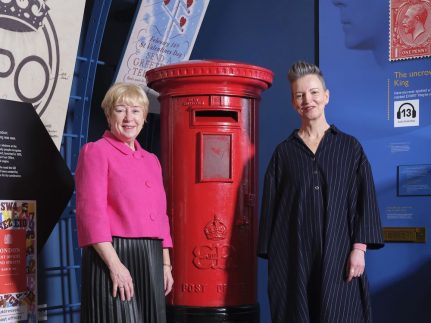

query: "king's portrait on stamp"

left=391, top=0, right=431, bottom=61
left=402, top=2, right=429, bottom=42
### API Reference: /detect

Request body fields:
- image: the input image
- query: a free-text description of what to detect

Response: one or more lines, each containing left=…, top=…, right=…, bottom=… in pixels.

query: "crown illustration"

left=0, top=0, right=50, bottom=32
left=204, top=214, right=227, bottom=241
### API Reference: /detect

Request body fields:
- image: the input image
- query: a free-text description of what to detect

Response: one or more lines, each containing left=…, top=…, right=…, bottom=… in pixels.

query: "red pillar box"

left=146, top=60, right=273, bottom=322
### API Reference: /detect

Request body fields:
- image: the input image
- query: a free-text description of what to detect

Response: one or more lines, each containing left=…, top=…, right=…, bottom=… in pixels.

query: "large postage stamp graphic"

left=390, top=0, right=431, bottom=60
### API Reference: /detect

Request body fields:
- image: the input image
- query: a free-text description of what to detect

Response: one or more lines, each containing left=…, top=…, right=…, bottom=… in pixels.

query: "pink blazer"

left=75, top=131, right=173, bottom=248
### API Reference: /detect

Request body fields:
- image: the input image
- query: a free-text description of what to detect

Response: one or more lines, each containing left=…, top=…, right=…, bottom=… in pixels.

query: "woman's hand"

left=110, top=261, right=134, bottom=301
left=346, top=249, right=365, bottom=282
left=92, top=242, right=134, bottom=301
left=163, top=248, right=173, bottom=295
left=163, top=265, right=174, bottom=295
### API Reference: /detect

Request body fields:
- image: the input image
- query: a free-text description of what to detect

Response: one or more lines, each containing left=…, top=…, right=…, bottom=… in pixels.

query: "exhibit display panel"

left=320, top=1, right=431, bottom=321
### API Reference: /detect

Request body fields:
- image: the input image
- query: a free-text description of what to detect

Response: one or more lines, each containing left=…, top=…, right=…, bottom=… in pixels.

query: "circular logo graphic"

left=0, top=0, right=59, bottom=117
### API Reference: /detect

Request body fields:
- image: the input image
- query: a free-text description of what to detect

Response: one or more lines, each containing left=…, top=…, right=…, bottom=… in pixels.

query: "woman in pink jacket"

left=75, top=82, right=173, bottom=323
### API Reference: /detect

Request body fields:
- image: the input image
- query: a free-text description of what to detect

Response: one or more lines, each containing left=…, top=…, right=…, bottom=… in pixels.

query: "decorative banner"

left=0, top=0, right=86, bottom=149
left=115, top=0, right=210, bottom=113
left=0, top=200, right=36, bottom=323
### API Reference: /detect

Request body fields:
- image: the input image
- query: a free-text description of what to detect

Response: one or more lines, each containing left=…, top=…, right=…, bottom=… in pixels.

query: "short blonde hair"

left=101, top=82, right=150, bottom=120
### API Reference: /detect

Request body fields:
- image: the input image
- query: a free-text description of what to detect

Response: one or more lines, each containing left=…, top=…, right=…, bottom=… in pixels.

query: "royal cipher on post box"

left=146, top=60, right=273, bottom=322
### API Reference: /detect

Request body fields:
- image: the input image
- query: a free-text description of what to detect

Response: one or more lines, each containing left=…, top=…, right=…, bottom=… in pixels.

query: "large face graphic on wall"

left=331, top=0, right=388, bottom=50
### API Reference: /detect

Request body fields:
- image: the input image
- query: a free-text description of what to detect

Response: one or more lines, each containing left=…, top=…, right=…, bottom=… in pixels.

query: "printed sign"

left=398, top=164, right=431, bottom=195
left=394, top=99, right=419, bottom=127
left=0, top=99, right=74, bottom=252
left=0, top=0, right=86, bottom=149
left=0, top=200, right=36, bottom=323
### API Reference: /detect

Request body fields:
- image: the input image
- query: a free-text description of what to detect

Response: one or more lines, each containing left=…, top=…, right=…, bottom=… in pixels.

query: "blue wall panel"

left=319, top=2, right=431, bottom=322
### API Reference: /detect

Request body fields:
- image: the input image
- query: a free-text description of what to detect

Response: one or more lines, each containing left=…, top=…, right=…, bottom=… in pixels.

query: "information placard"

left=0, top=200, right=36, bottom=323
left=398, top=164, right=431, bottom=196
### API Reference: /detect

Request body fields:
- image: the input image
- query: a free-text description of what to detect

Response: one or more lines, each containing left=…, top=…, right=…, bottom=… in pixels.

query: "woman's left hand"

left=346, top=249, right=365, bottom=282
left=163, top=265, right=174, bottom=295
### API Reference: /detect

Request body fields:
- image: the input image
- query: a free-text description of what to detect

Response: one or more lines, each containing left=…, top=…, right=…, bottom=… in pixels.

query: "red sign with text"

left=0, top=229, right=26, bottom=294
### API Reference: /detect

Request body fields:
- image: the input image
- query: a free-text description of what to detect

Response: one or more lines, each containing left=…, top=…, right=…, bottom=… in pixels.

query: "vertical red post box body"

left=146, top=60, right=273, bottom=322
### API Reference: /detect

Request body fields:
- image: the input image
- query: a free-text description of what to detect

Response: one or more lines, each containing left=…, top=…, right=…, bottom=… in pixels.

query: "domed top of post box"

left=145, top=60, right=273, bottom=98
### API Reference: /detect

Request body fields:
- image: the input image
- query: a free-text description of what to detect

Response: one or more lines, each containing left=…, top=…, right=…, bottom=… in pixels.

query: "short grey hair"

left=287, top=61, right=327, bottom=90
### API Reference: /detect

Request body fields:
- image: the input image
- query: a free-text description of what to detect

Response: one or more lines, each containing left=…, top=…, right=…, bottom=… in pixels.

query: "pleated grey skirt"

left=80, top=237, right=166, bottom=323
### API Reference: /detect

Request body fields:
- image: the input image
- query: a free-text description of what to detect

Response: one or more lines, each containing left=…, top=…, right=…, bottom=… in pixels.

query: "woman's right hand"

left=109, top=260, right=134, bottom=301
left=92, top=242, right=134, bottom=301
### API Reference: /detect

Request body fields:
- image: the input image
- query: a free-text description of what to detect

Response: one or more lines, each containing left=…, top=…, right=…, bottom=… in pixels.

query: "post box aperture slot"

left=192, top=108, right=240, bottom=127
left=198, top=133, right=233, bottom=182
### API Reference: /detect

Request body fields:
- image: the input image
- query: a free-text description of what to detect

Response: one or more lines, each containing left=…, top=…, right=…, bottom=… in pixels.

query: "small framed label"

left=398, top=164, right=431, bottom=196
left=383, top=227, right=426, bottom=243
left=394, top=100, right=419, bottom=128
